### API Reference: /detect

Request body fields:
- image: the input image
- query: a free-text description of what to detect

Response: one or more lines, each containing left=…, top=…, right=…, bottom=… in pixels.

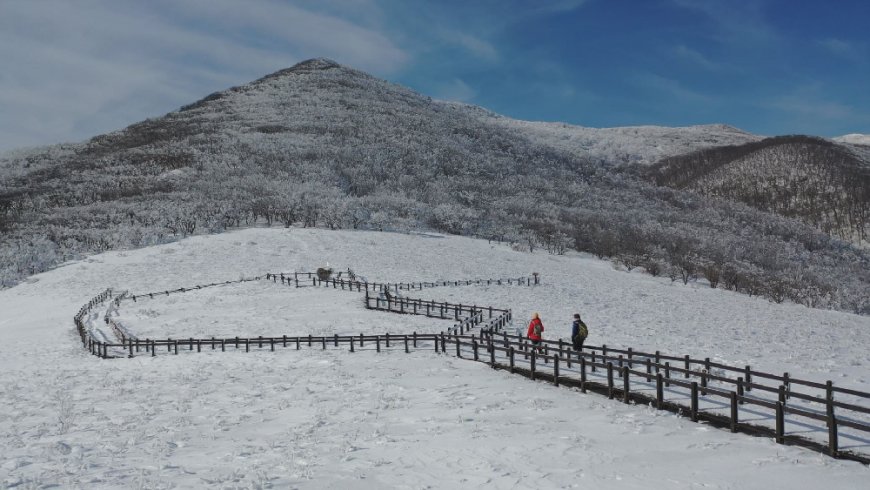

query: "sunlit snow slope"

left=0, top=228, right=867, bottom=489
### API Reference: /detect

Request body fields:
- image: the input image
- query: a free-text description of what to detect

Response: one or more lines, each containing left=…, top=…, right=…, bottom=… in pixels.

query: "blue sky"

left=1, top=0, right=868, bottom=153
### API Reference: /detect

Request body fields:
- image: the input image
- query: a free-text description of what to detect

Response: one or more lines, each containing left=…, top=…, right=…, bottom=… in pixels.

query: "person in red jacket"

left=527, top=312, right=544, bottom=353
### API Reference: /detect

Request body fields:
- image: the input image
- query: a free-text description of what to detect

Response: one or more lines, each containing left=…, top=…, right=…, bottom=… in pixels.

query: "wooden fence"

left=265, top=271, right=539, bottom=292
left=73, top=270, right=869, bottom=462
left=451, top=329, right=870, bottom=461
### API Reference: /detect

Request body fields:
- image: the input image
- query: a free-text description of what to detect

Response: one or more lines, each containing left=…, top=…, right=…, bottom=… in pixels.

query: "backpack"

left=578, top=321, right=588, bottom=338
left=533, top=323, right=542, bottom=336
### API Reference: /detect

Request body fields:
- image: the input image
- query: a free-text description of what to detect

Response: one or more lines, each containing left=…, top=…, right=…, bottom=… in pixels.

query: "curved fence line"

left=72, top=269, right=869, bottom=462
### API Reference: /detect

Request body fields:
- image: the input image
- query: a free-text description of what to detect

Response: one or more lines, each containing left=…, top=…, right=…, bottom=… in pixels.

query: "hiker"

left=527, top=312, right=544, bottom=353
left=571, top=313, right=588, bottom=351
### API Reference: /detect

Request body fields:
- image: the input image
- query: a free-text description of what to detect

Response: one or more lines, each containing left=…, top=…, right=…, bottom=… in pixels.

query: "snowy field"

left=1, top=227, right=868, bottom=488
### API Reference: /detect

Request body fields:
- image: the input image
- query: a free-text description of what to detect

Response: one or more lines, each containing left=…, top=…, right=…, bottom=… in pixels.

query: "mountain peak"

left=259, top=58, right=344, bottom=81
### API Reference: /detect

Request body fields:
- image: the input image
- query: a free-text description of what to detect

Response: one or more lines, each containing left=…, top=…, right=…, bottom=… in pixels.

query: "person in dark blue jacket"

left=571, top=313, right=588, bottom=351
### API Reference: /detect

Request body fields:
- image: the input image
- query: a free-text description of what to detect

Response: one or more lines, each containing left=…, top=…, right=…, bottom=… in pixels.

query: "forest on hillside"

left=1, top=60, right=868, bottom=314
left=645, top=136, right=870, bottom=243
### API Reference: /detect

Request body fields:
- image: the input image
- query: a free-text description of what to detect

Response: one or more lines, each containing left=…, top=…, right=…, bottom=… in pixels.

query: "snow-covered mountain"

left=490, top=118, right=761, bottom=166
left=1, top=227, right=868, bottom=487
left=0, top=59, right=868, bottom=313
left=834, top=133, right=870, bottom=146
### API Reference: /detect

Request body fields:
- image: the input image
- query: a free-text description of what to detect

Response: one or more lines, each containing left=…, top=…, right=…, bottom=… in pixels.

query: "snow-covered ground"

left=1, top=228, right=868, bottom=488
left=834, top=134, right=870, bottom=146
left=489, top=118, right=762, bottom=165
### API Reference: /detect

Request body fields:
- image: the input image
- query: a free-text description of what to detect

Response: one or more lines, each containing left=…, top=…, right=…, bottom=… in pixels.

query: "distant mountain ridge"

left=0, top=58, right=867, bottom=313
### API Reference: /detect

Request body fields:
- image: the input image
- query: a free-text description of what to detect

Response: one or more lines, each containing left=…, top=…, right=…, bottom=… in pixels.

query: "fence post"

left=386, top=333, right=390, bottom=348
left=775, top=402, right=785, bottom=444
left=690, top=382, right=699, bottom=422
left=656, top=373, right=663, bottom=409
left=473, top=339, right=479, bottom=361
left=591, top=349, right=596, bottom=373
left=413, top=331, right=417, bottom=348
left=645, top=358, right=652, bottom=382
left=627, top=347, right=633, bottom=368
left=664, top=362, right=671, bottom=387
left=737, top=377, right=744, bottom=404
left=376, top=335, right=381, bottom=353
left=221, top=339, right=225, bottom=352
left=622, top=366, right=630, bottom=403
left=730, top=391, right=738, bottom=433
left=744, top=365, right=752, bottom=392
left=455, top=336, right=461, bottom=358
left=270, top=338, right=274, bottom=351
left=826, top=380, right=838, bottom=456
left=553, top=356, right=560, bottom=386
left=334, top=334, right=338, bottom=347
left=350, top=337, right=355, bottom=353
left=607, top=362, right=614, bottom=399
left=530, top=350, right=536, bottom=380
left=509, top=347, right=515, bottom=373
left=580, top=356, right=587, bottom=393
left=783, top=372, right=790, bottom=400
left=360, top=333, right=364, bottom=347
left=684, top=355, right=690, bottom=378
left=489, top=342, right=496, bottom=366
left=404, top=336, right=409, bottom=353
left=245, top=339, right=249, bottom=352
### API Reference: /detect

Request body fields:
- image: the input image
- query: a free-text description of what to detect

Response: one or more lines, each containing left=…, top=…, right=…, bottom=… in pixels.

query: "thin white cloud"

left=673, top=45, right=723, bottom=71
left=449, top=32, right=499, bottom=62
left=634, top=72, right=713, bottom=104
left=432, top=78, right=477, bottom=102
left=818, top=38, right=865, bottom=64
left=670, top=0, right=778, bottom=48
left=769, top=86, right=854, bottom=121
left=532, top=0, right=589, bottom=15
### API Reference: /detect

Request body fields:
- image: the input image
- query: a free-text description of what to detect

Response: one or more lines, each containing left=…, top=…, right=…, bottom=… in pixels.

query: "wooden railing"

left=73, top=269, right=869, bottom=462
left=456, top=330, right=870, bottom=461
